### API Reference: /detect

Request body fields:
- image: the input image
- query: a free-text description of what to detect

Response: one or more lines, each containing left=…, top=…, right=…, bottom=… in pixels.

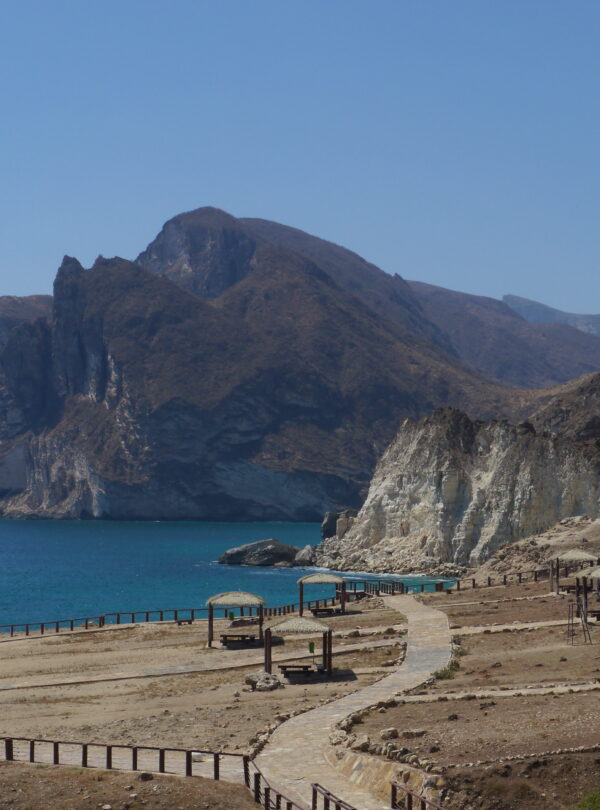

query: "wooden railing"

left=245, top=758, right=308, bottom=810
left=391, top=781, right=449, bottom=810
left=452, top=558, right=599, bottom=592
left=0, top=734, right=243, bottom=780
left=0, top=578, right=423, bottom=639
left=311, top=782, right=357, bottom=810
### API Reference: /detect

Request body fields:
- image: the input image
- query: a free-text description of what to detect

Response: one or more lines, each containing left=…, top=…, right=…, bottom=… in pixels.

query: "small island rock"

left=219, top=538, right=301, bottom=566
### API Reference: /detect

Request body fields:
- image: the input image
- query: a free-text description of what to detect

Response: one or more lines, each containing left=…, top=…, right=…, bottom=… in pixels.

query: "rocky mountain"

left=0, top=209, right=515, bottom=521
left=0, top=295, right=52, bottom=349
left=409, top=282, right=600, bottom=388
left=504, top=294, right=600, bottom=337
left=314, top=384, right=600, bottom=572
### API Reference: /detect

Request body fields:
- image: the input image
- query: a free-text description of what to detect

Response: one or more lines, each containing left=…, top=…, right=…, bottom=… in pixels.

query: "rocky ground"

left=473, top=515, right=600, bottom=582
left=330, top=581, right=600, bottom=809
left=0, top=761, right=258, bottom=810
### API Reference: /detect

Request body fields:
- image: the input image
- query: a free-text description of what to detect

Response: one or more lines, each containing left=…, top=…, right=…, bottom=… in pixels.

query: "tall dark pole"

left=258, top=605, right=264, bottom=642
left=208, top=604, right=214, bottom=648
left=341, top=581, right=346, bottom=614
left=299, top=582, right=304, bottom=616
left=327, top=629, right=333, bottom=676
left=264, top=628, right=272, bottom=674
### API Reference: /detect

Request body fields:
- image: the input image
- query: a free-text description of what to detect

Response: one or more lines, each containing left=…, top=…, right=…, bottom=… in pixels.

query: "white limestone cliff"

left=314, top=409, right=600, bottom=572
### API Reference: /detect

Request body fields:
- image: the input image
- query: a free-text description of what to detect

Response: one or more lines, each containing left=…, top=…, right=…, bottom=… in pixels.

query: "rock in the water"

left=219, top=538, right=301, bottom=566
left=294, top=544, right=315, bottom=565
left=245, top=670, right=284, bottom=691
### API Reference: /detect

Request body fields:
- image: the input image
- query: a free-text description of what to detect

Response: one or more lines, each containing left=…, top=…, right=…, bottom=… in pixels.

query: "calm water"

left=0, top=519, right=449, bottom=627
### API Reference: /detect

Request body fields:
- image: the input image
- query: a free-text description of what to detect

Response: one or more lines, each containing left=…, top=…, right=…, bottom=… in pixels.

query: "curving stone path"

left=255, top=595, right=451, bottom=810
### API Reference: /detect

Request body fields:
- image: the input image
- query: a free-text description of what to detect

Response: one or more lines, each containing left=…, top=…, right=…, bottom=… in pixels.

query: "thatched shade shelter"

left=264, top=615, right=333, bottom=675
left=206, top=591, right=266, bottom=648
left=575, top=565, right=600, bottom=580
left=551, top=550, right=599, bottom=593
left=297, top=572, right=346, bottom=616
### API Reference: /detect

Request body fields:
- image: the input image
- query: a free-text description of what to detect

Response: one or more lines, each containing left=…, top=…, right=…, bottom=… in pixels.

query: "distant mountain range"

left=0, top=207, right=597, bottom=521
left=504, top=294, right=600, bottom=336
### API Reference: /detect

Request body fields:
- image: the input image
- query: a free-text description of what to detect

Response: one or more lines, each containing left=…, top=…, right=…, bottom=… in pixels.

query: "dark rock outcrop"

left=219, top=539, right=301, bottom=566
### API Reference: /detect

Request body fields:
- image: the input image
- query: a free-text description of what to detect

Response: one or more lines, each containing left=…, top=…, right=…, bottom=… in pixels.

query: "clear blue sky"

left=1, top=1, right=598, bottom=312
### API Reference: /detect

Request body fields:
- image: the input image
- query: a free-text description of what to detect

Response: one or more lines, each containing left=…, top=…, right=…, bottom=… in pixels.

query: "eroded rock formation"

left=315, top=406, right=600, bottom=572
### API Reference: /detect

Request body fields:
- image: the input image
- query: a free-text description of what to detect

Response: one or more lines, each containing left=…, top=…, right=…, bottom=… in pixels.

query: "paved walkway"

left=255, top=595, right=451, bottom=810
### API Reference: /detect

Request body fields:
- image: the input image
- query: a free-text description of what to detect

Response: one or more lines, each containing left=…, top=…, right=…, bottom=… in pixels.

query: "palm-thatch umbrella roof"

left=297, top=572, right=345, bottom=585
left=206, top=591, right=266, bottom=607
left=271, top=616, right=329, bottom=634
left=551, top=549, right=597, bottom=563
left=575, top=566, right=600, bottom=579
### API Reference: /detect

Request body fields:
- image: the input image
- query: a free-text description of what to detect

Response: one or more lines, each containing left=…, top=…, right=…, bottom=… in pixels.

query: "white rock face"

left=315, top=409, right=600, bottom=571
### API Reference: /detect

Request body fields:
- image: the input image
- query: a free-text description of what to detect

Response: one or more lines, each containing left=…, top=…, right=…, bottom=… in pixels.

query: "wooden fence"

left=0, top=579, right=416, bottom=639
left=0, top=734, right=244, bottom=782
left=391, top=781, right=449, bottom=810
left=244, top=758, right=308, bottom=810
left=311, top=782, right=357, bottom=810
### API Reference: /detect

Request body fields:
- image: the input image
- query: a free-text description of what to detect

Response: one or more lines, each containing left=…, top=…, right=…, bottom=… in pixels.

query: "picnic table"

left=175, top=618, right=194, bottom=626
left=220, top=632, right=258, bottom=646
left=309, top=606, right=342, bottom=617
left=278, top=663, right=315, bottom=677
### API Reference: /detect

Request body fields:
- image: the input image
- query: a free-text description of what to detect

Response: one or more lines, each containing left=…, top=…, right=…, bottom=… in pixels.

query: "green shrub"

left=571, top=792, right=600, bottom=810
left=433, top=659, right=460, bottom=679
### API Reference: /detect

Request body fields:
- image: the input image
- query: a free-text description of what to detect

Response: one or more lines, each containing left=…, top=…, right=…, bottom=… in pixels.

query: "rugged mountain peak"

left=137, top=206, right=260, bottom=298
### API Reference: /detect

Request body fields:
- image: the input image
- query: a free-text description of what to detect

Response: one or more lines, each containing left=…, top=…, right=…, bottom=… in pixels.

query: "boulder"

left=380, top=727, right=399, bottom=740
left=294, top=544, right=315, bottom=566
left=245, top=670, right=284, bottom=692
left=219, top=539, right=300, bottom=566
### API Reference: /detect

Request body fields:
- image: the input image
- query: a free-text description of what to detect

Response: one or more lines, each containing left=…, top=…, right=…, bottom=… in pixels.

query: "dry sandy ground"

left=424, top=623, right=600, bottom=691
left=0, top=605, right=404, bottom=754
left=0, top=761, right=257, bottom=810
left=421, top=582, right=578, bottom=627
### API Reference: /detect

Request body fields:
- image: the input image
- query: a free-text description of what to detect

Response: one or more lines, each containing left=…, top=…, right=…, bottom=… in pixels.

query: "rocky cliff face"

left=0, top=207, right=524, bottom=521
left=314, top=407, right=600, bottom=572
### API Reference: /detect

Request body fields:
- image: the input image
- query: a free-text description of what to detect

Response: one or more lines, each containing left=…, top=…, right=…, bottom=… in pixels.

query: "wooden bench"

left=176, top=618, right=194, bottom=626
left=278, top=664, right=314, bottom=677
left=309, top=607, right=342, bottom=617
left=220, top=633, right=258, bottom=646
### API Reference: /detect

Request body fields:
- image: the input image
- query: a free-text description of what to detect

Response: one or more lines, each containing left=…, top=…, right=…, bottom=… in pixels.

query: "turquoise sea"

left=0, top=519, right=449, bottom=628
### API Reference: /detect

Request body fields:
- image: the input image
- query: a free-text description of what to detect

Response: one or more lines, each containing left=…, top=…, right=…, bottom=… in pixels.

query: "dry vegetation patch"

left=0, top=761, right=257, bottom=810
left=443, top=753, right=600, bottom=810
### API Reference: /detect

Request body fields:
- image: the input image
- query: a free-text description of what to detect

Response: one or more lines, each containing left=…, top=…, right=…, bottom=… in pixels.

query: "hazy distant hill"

left=410, top=281, right=600, bottom=388
left=504, top=294, right=600, bottom=336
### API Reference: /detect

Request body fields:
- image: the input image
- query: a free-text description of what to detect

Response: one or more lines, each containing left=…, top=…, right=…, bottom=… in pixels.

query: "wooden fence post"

left=81, top=743, right=88, bottom=767
left=213, top=752, right=220, bottom=780
left=4, top=739, right=13, bottom=761
left=254, top=772, right=261, bottom=803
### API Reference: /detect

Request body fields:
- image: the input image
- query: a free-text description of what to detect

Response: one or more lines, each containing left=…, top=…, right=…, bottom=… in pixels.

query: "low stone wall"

left=324, top=748, right=444, bottom=805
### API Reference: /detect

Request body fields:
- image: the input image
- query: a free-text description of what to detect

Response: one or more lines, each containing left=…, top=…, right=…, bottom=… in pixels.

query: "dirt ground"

left=443, top=753, right=600, bottom=810
left=362, top=688, right=600, bottom=765
left=0, top=605, right=404, bottom=754
left=0, top=761, right=257, bottom=810
left=423, top=623, right=600, bottom=691
left=420, top=583, right=579, bottom=627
